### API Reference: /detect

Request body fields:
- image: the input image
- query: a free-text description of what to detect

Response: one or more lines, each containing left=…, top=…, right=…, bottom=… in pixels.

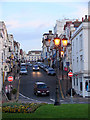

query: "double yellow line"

left=59, top=79, right=64, bottom=99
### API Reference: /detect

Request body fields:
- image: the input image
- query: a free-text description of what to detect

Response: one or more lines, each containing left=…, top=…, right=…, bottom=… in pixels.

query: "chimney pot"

left=85, top=15, right=87, bottom=18
left=49, top=30, right=52, bottom=35
left=82, top=17, right=84, bottom=22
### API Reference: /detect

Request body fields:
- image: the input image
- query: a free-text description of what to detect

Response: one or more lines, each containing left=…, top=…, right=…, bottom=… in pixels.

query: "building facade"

left=27, top=51, right=41, bottom=62
left=0, top=21, right=21, bottom=88
left=71, top=17, right=90, bottom=97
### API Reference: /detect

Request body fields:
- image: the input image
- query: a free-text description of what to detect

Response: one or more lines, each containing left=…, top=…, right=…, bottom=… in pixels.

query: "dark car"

left=33, top=65, right=39, bottom=71
left=34, top=82, right=50, bottom=96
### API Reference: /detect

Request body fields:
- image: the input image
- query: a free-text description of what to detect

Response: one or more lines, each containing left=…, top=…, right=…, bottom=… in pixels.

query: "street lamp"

left=62, top=35, right=68, bottom=47
left=53, top=34, right=68, bottom=106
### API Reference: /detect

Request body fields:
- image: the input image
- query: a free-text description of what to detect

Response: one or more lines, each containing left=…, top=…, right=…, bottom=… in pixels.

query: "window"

left=79, top=34, right=83, bottom=50
left=80, top=82, right=82, bottom=91
left=72, top=41, right=74, bottom=54
left=85, top=81, right=88, bottom=91
left=80, top=55, right=83, bottom=70
left=76, top=38, right=78, bottom=52
left=85, top=80, right=90, bottom=92
left=77, top=57, right=78, bottom=63
left=73, top=78, right=75, bottom=86
left=76, top=78, right=78, bottom=86
left=89, top=80, right=90, bottom=91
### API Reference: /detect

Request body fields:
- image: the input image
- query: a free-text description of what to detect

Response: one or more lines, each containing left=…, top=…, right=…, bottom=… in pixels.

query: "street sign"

left=66, top=62, right=69, bottom=66
left=3, top=63, right=9, bottom=72
left=8, top=76, right=13, bottom=82
left=68, top=72, right=73, bottom=77
left=64, top=67, right=68, bottom=71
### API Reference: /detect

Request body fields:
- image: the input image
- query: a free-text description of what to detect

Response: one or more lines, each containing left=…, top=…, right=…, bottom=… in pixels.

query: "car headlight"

left=37, top=67, right=39, bottom=69
left=33, top=67, right=35, bottom=69
left=46, top=90, right=49, bottom=92
left=37, top=91, right=41, bottom=93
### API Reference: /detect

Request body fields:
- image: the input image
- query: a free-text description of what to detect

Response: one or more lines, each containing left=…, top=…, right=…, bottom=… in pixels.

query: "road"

left=19, top=65, right=64, bottom=103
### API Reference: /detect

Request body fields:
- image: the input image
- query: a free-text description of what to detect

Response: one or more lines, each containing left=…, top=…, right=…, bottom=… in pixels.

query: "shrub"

left=12, top=88, right=17, bottom=94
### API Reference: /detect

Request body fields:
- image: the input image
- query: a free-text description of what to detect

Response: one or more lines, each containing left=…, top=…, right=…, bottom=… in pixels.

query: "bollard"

left=71, top=88, right=73, bottom=104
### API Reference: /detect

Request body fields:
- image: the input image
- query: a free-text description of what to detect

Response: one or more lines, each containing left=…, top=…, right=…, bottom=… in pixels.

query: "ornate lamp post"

left=53, top=34, right=68, bottom=106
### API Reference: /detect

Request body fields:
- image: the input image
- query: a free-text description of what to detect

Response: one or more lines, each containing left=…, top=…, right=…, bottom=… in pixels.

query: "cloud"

left=5, top=19, right=53, bottom=32
left=5, top=20, right=20, bottom=30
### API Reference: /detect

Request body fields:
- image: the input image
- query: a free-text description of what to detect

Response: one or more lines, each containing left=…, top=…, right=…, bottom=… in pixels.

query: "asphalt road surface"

left=19, top=65, right=63, bottom=103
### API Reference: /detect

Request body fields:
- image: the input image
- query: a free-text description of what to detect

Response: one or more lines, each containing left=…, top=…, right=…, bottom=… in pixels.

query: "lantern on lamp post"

left=62, top=35, right=68, bottom=47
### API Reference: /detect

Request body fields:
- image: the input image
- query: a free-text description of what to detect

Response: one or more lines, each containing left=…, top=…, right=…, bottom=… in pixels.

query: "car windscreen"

left=37, top=84, right=47, bottom=89
left=49, top=70, right=54, bottom=72
left=34, top=65, right=38, bottom=68
left=21, top=69, right=26, bottom=71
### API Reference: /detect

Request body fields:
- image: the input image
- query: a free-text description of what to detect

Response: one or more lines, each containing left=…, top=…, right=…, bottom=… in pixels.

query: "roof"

left=28, top=50, right=41, bottom=55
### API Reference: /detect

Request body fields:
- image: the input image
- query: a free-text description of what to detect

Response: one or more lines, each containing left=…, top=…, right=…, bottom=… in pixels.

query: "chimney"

left=85, top=15, right=88, bottom=21
left=49, top=30, right=52, bottom=35
left=88, top=15, right=90, bottom=22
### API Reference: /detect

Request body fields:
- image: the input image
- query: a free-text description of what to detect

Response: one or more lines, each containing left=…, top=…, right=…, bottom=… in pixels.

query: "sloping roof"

left=28, top=50, right=41, bottom=55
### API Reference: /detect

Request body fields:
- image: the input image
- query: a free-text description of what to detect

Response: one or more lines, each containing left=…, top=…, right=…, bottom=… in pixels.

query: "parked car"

left=44, top=65, right=50, bottom=72
left=21, top=63, right=27, bottom=69
left=34, top=82, right=49, bottom=96
left=47, top=68, right=56, bottom=75
left=33, top=65, right=39, bottom=71
left=39, top=63, right=44, bottom=69
left=20, top=68, right=28, bottom=75
left=29, top=63, right=32, bottom=67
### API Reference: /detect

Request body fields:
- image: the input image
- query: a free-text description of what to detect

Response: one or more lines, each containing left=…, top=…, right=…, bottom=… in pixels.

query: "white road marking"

left=19, top=93, right=53, bottom=104
left=19, top=93, right=34, bottom=101
left=50, top=98, right=64, bottom=102
left=50, top=99, right=55, bottom=102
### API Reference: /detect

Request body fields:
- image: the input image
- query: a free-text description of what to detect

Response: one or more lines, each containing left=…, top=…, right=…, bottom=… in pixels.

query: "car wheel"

left=47, top=93, right=50, bottom=96
left=36, top=92, right=38, bottom=96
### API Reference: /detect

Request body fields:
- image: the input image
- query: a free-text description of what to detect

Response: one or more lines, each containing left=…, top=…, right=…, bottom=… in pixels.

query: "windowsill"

left=79, top=49, right=83, bottom=52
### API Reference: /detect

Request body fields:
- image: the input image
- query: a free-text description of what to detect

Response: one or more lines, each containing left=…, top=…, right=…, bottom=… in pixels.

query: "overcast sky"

left=0, top=1, right=88, bottom=53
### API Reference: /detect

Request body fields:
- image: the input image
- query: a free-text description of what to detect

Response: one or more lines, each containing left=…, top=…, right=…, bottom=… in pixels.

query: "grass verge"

left=2, top=103, right=89, bottom=119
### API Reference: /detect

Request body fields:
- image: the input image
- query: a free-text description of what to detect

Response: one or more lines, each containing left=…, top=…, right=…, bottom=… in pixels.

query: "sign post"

left=7, top=76, right=13, bottom=100
left=68, top=72, right=73, bottom=103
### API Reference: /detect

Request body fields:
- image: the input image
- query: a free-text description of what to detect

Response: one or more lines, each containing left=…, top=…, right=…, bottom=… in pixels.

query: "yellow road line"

left=59, top=79, right=64, bottom=99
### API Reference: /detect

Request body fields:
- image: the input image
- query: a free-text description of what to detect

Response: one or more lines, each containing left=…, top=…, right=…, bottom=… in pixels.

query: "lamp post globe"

left=62, top=35, right=68, bottom=47
left=53, top=38, right=60, bottom=47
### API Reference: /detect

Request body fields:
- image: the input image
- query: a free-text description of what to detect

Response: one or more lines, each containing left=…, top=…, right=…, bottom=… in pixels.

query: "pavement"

left=2, top=66, right=20, bottom=103
left=2, top=66, right=90, bottom=104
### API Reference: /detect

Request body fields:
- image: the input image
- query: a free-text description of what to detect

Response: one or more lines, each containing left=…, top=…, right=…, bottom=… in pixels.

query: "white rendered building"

left=71, top=21, right=90, bottom=97
left=27, top=51, right=41, bottom=62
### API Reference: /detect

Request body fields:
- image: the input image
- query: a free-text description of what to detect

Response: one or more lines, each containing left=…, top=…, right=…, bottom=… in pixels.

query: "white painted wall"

left=72, top=22, right=90, bottom=97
